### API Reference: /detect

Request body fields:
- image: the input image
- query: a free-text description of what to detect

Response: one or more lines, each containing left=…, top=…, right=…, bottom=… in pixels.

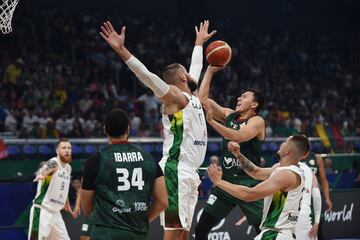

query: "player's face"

left=57, top=141, right=72, bottom=164
left=235, top=91, right=256, bottom=113
left=277, top=136, right=292, bottom=158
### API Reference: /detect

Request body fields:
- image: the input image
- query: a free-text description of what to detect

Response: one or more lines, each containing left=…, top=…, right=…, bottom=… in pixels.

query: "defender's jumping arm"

left=100, top=21, right=187, bottom=113
left=207, top=163, right=301, bottom=202
left=227, top=142, right=279, bottom=180
left=189, top=20, right=217, bottom=82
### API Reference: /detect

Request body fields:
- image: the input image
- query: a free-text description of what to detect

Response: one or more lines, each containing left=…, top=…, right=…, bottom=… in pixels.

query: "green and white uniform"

left=28, top=157, right=71, bottom=240
left=296, top=162, right=316, bottom=240
left=204, top=113, right=264, bottom=225
left=256, top=165, right=305, bottom=240
left=159, top=92, right=207, bottom=230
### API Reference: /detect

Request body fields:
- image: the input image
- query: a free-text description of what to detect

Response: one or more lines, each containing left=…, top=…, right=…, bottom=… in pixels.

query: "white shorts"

left=295, top=208, right=317, bottom=240
left=255, top=229, right=295, bottom=240
left=159, top=160, right=201, bottom=231
left=28, top=205, right=70, bottom=240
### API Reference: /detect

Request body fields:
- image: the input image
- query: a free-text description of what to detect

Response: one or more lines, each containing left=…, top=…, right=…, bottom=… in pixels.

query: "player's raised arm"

left=199, top=66, right=234, bottom=122
left=100, top=21, right=188, bottom=113
left=33, top=158, right=59, bottom=182
left=227, top=142, right=278, bottom=180
left=189, top=20, right=217, bottom=82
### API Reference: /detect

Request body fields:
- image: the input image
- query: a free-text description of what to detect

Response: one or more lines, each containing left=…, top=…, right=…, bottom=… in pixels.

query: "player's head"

left=235, top=89, right=265, bottom=114
left=56, top=139, right=72, bottom=164
left=277, top=135, right=310, bottom=163
left=162, top=63, right=197, bottom=92
left=104, top=108, right=130, bottom=139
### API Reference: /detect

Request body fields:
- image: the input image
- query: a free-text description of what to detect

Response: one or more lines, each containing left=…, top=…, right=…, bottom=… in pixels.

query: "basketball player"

left=296, top=162, right=322, bottom=240
left=100, top=20, right=216, bottom=240
left=302, top=152, right=332, bottom=211
left=195, top=66, right=265, bottom=239
left=81, top=109, right=168, bottom=239
left=28, top=139, right=75, bottom=240
left=207, top=135, right=310, bottom=240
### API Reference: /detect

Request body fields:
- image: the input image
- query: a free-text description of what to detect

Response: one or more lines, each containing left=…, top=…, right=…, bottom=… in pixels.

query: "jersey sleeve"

left=155, top=161, right=164, bottom=179
left=82, top=152, right=100, bottom=190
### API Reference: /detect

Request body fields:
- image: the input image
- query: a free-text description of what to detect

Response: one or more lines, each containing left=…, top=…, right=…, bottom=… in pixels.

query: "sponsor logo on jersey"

left=114, top=152, right=144, bottom=162
left=288, top=213, right=298, bottom=222
left=113, top=199, right=132, bottom=213
left=194, top=140, right=207, bottom=146
left=134, top=202, right=148, bottom=212
left=223, top=157, right=241, bottom=169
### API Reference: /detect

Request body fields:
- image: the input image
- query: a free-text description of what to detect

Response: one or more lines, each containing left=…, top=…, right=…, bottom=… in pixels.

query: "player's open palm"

left=195, top=20, right=217, bottom=45
left=100, top=21, right=126, bottom=52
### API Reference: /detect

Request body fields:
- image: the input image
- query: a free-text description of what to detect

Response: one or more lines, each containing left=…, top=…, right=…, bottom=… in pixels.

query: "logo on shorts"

left=207, top=194, right=217, bottom=205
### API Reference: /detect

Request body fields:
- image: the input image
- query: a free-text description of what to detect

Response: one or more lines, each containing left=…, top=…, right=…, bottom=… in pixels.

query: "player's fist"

left=228, top=142, right=240, bottom=155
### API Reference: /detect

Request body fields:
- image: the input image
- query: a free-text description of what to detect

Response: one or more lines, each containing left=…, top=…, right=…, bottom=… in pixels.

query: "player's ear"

left=179, top=73, right=187, bottom=82
left=251, top=101, right=259, bottom=111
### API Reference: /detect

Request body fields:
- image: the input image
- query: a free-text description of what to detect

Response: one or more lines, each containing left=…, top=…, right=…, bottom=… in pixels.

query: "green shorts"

left=80, top=215, right=94, bottom=237
left=204, top=178, right=263, bottom=225
left=90, top=226, right=147, bottom=240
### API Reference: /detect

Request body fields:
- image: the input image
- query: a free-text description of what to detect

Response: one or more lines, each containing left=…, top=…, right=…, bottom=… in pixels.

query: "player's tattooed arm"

left=228, top=142, right=256, bottom=172
left=41, top=159, right=59, bottom=176
left=228, top=142, right=276, bottom=180
left=34, top=159, right=59, bottom=182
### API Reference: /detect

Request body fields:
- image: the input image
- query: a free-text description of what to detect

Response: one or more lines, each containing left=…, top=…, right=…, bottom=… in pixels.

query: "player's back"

left=161, top=92, right=207, bottom=169
left=92, top=143, right=158, bottom=235
left=302, top=151, right=319, bottom=176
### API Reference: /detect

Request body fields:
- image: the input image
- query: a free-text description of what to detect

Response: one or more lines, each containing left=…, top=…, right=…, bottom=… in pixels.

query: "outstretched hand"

left=195, top=20, right=217, bottom=46
left=100, top=21, right=126, bottom=53
left=33, top=173, right=45, bottom=182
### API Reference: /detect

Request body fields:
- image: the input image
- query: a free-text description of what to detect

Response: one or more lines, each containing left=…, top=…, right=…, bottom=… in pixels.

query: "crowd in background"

left=0, top=12, right=359, bottom=140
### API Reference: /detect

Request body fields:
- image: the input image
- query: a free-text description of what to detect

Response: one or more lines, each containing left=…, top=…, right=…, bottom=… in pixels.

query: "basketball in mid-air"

left=205, top=40, right=232, bottom=67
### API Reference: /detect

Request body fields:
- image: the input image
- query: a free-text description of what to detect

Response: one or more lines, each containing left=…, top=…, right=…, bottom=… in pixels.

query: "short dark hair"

left=245, top=88, right=265, bottom=113
left=290, top=134, right=310, bottom=157
left=162, top=63, right=184, bottom=84
left=104, top=109, right=130, bottom=138
left=56, top=138, right=70, bottom=148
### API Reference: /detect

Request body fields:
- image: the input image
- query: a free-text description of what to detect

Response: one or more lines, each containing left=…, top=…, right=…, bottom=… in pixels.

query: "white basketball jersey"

left=298, top=162, right=313, bottom=212
left=161, top=92, right=207, bottom=168
left=33, top=157, right=71, bottom=212
left=260, top=165, right=305, bottom=233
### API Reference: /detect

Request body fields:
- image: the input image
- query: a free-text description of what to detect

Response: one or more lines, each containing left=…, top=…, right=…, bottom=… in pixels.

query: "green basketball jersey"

left=221, top=112, right=263, bottom=182
left=302, top=152, right=319, bottom=177
left=92, top=143, right=157, bottom=235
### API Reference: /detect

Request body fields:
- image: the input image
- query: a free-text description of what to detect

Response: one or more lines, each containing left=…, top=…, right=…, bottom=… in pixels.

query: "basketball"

left=205, top=40, right=232, bottom=67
